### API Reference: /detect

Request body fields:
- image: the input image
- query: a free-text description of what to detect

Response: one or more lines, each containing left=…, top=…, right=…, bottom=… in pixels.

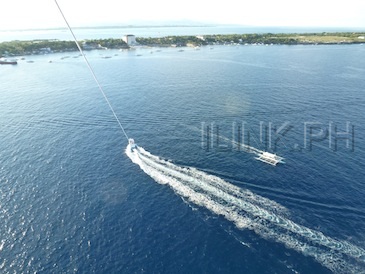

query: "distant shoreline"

left=0, top=25, right=215, bottom=32
left=1, top=25, right=364, bottom=32
left=1, top=32, right=364, bottom=57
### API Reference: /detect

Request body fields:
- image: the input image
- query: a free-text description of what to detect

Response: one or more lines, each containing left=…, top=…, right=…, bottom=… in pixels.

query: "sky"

left=1, top=0, right=365, bottom=30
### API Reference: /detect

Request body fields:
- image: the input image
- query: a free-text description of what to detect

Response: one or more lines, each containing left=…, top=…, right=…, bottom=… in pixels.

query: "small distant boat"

left=0, top=59, right=17, bottom=65
left=255, top=151, right=285, bottom=166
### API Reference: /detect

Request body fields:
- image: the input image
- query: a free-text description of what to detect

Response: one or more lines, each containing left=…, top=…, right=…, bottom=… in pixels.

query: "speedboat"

left=128, top=138, right=137, bottom=152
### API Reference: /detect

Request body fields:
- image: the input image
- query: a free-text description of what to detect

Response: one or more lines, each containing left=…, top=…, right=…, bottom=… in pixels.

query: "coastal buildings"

left=122, top=35, right=137, bottom=45
left=196, top=35, right=205, bottom=41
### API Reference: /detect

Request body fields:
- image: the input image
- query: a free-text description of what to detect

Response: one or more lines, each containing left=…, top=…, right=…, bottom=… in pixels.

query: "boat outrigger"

left=255, top=151, right=285, bottom=166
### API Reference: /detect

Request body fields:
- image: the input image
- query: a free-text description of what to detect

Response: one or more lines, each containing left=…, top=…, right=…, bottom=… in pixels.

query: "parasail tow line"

left=54, top=0, right=130, bottom=142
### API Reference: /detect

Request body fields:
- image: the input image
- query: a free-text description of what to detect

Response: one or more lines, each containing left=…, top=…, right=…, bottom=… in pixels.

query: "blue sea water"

left=1, top=41, right=365, bottom=273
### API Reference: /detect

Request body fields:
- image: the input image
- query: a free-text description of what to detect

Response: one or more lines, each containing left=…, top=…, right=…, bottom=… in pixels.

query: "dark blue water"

left=1, top=43, right=365, bottom=273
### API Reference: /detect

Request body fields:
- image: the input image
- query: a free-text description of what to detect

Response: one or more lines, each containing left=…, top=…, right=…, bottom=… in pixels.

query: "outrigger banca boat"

left=255, top=151, right=285, bottom=166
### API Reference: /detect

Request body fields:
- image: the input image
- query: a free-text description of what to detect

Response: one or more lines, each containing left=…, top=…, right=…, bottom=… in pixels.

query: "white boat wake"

left=126, top=144, right=365, bottom=273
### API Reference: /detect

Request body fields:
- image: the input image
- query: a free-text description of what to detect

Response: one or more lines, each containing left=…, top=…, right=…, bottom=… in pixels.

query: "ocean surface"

left=1, top=33, right=365, bottom=273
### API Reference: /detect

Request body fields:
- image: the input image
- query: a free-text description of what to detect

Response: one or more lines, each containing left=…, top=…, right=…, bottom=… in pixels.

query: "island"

left=1, top=32, right=364, bottom=57
left=0, top=39, right=129, bottom=57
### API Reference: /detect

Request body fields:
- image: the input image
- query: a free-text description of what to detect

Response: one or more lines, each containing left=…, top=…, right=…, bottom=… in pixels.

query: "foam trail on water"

left=126, top=145, right=365, bottom=273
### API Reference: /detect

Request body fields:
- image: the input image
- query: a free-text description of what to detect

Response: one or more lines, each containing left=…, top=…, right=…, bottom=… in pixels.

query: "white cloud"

left=1, top=0, right=365, bottom=30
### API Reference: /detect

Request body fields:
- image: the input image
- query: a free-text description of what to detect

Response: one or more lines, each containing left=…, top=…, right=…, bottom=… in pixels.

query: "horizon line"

left=1, top=24, right=365, bottom=33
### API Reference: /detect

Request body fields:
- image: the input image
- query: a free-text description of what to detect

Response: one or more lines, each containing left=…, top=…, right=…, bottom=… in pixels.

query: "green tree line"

left=1, top=32, right=364, bottom=56
left=0, top=39, right=128, bottom=56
